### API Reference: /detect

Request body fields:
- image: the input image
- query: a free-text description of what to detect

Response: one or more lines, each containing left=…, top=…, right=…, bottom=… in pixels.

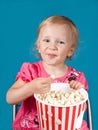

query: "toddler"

left=6, top=15, right=89, bottom=130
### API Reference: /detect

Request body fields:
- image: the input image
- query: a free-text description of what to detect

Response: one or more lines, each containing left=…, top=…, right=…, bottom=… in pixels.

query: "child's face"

left=37, top=24, right=75, bottom=65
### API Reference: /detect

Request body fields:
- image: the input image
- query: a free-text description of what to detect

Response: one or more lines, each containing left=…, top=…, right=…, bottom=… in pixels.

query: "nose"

left=48, top=41, right=57, bottom=50
left=49, top=44, right=57, bottom=50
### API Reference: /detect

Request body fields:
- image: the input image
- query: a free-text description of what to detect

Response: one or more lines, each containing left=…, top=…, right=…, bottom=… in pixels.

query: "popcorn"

left=42, top=115, right=47, bottom=120
left=38, top=90, right=85, bottom=106
left=56, top=119, right=62, bottom=125
left=50, top=75, right=55, bottom=79
left=47, top=111, right=53, bottom=117
left=34, top=83, right=88, bottom=130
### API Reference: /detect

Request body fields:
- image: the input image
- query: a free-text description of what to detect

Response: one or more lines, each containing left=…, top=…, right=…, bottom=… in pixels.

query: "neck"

left=42, top=61, right=68, bottom=77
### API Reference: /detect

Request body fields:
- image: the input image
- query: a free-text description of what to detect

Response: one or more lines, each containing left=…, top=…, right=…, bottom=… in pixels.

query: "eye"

left=57, top=41, right=65, bottom=45
left=43, top=39, right=50, bottom=43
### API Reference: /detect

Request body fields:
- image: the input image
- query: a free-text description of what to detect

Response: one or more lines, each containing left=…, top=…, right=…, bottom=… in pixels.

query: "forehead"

left=38, top=24, right=70, bottom=37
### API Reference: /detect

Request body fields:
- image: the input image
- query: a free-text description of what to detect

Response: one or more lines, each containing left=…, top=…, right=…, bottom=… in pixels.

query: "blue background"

left=0, top=0, right=98, bottom=129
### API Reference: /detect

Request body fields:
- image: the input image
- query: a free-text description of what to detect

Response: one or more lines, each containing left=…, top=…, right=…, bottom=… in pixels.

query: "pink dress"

left=12, top=61, right=89, bottom=130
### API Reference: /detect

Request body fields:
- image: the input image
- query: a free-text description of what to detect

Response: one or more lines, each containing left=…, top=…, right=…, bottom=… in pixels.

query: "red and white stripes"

left=36, top=100, right=85, bottom=130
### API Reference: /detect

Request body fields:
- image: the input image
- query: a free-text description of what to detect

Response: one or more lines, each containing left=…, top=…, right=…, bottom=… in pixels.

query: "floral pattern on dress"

left=20, top=111, right=39, bottom=128
left=54, top=68, right=80, bottom=83
left=66, top=68, right=80, bottom=81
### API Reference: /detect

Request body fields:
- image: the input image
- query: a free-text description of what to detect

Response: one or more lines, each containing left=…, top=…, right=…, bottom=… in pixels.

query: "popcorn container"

left=34, top=83, right=88, bottom=130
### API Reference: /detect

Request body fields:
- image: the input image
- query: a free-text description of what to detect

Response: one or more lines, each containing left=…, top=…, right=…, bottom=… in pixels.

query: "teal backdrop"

left=0, top=0, right=98, bottom=129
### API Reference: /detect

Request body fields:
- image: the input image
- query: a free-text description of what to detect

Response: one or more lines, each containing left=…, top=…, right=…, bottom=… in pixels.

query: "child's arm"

left=6, top=77, right=52, bottom=105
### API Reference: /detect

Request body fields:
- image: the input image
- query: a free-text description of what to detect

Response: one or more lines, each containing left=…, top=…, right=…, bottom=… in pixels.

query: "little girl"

left=6, top=15, right=89, bottom=130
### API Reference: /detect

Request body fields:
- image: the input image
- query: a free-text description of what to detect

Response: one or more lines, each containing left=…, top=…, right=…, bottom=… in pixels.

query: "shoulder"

left=68, top=66, right=83, bottom=77
left=16, top=61, right=42, bottom=81
left=20, top=61, right=41, bottom=70
left=67, top=66, right=86, bottom=82
left=20, top=61, right=42, bottom=76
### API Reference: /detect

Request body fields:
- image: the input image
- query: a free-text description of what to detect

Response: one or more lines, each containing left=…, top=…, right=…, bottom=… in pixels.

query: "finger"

left=41, top=77, right=52, bottom=85
left=50, top=75, right=55, bottom=79
left=40, top=86, right=51, bottom=94
left=69, top=81, right=84, bottom=90
left=74, top=82, right=84, bottom=89
left=69, top=80, right=77, bottom=88
left=73, top=82, right=82, bottom=89
left=69, top=80, right=79, bottom=89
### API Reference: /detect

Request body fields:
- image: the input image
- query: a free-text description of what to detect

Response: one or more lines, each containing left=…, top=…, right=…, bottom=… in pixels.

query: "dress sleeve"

left=16, top=62, right=38, bottom=82
left=77, top=72, right=88, bottom=90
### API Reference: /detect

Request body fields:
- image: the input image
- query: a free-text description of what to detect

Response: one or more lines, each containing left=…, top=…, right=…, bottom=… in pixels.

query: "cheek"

left=59, top=47, right=71, bottom=60
left=59, top=48, right=68, bottom=56
left=38, top=45, right=46, bottom=53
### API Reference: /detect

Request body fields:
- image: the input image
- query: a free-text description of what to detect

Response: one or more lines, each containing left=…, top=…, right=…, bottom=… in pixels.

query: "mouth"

left=47, top=53, right=57, bottom=58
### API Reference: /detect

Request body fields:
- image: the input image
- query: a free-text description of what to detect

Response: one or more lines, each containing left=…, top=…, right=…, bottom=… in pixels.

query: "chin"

left=46, top=61, right=57, bottom=66
left=43, top=57, right=58, bottom=65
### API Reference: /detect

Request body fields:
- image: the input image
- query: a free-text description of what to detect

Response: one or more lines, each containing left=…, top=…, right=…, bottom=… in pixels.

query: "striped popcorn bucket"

left=34, top=83, right=88, bottom=130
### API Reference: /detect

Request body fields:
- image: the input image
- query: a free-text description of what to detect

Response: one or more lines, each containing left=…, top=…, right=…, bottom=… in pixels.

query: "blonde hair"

left=37, top=15, right=79, bottom=48
left=35, top=15, right=79, bottom=60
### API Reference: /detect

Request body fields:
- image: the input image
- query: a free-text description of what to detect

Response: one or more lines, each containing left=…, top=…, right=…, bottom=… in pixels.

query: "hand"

left=30, top=77, right=52, bottom=94
left=68, top=80, right=84, bottom=90
left=6, top=77, right=53, bottom=104
left=69, top=80, right=87, bottom=111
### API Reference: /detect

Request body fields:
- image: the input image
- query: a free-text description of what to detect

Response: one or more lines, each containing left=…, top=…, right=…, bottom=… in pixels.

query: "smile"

left=47, top=53, right=57, bottom=58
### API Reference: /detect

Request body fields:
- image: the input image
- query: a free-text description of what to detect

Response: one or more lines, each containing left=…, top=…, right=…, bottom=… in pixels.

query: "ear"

left=67, top=45, right=76, bottom=57
left=36, top=39, right=40, bottom=53
left=38, top=49, right=40, bottom=53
